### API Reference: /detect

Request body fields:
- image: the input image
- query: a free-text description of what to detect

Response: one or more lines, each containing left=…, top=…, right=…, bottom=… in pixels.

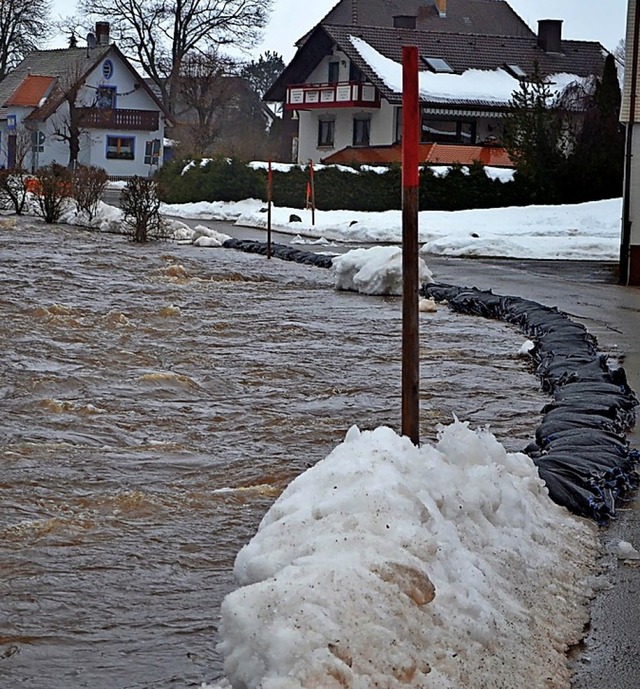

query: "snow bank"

left=333, top=246, right=434, bottom=295
left=216, top=421, right=598, bottom=689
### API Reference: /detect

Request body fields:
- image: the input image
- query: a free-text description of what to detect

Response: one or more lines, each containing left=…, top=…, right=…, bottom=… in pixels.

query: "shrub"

left=33, top=164, right=73, bottom=224
left=0, top=168, right=31, bottom=215
left=155, top=156, right=525, bottom=212
left=155, top=157, right=266, bottom=204
left=121, top=176, right=169, bottom=242
left=72, top=165, right=108, bottom=222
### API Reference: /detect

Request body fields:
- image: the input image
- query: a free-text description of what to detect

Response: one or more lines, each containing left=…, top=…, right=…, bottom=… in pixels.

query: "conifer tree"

left=502, top=62, right=569, bottom=204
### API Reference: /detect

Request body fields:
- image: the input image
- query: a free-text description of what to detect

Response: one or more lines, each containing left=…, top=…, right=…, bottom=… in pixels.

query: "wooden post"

left=402, top=45, right=420, bottom=446
left=309, top=159, right=316, bottom=226
left=267, top=159, right=273, bottom=259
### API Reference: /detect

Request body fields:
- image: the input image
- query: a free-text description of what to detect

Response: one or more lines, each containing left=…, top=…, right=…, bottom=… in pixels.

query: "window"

left=144, top=139, right=161, bottom=165
left=31, top=131, right=45, bottom=153
left=106, top=135, right=135, bottom=160
left=349, top=61, right=365, bottom=83
left=394, top=15, right=416, bottom=29
left=505, top=64, right=527, bottom=79
left=96, top=85, right=116, bottom=108
left=395, top=107, right=403, bottom=143
left=328, top=61, right=340, bottom=84
left=102, top=59, right=114, bottom=80
left=353, top=116, right=370, bottom=146
left=421, top=56, right=454, bottom=73
left=318, top=119, right=335, bottom=148
left=421, top=116, right=477, bottom=145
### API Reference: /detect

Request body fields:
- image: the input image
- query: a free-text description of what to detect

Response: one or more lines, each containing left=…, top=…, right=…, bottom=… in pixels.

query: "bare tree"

left=0, top=0, right=51, bottom=81
left=78, top=0, right=272, bottom=115
left=48, top=65, right=97, bottom=168
left=174, top=50, right=237, bottom=155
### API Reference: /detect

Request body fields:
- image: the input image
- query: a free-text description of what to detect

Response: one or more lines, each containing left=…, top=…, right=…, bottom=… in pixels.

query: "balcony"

left=77, top=108, right=160, bottom=131
left=285, top=81, right=380, bottom=111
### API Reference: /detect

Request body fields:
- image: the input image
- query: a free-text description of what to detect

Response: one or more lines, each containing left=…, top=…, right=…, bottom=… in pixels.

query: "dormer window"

left=505, top=64, right=527, bottom=79
left=394, top=15, right=416, bottom=29
left=421, top=57, right=454, bottom=74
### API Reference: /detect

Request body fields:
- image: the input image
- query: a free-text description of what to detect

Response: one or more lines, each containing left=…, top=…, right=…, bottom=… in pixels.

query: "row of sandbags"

left=422, top=282, right=639, bottom=521
left=222, top=238, right=335, bottom=269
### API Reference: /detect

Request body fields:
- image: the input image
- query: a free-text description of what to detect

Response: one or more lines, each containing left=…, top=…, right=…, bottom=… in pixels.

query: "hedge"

left=155, top=157, right=531, bottom=212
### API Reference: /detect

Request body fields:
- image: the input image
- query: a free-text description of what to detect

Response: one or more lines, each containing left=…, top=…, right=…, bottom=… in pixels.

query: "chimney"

left=537, top=19, right=563, bottom=53
left=435, top=0, right=447, bottom=17
left=95, top=21, right=110, bottom=46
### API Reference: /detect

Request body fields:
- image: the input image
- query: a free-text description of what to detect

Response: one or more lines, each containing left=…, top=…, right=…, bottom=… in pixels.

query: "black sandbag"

left=222, top=238, right=336, bottom=269
left=421, top=283, right=465, bottom=302
left=541, top=398, right=635, bottom=424
left=448, top=290, right=504, bottom=319
left=414, top=282, right=639, bottom=520
left=553, top=380, right=638, bottom=402
left=534, top=427, right=630, bottom=452
left=536, top=462, right=614, bottom=520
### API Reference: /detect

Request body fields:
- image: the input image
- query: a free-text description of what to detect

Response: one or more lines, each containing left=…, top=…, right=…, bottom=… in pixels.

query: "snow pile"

left=191, top=224, right=232, bottom=247
left=333, top=246, right=434, bottom=295
left=216, top=421, right=598, bottom=689
left=160, top=197, right=263, bottom=222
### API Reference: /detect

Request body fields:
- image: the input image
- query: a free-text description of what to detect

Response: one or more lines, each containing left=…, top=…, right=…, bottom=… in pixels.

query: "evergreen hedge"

left=155, top=157, right=530, bottom=211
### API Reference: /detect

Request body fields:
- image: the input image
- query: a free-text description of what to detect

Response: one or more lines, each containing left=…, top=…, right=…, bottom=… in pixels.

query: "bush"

left=0, top=168, right=31, bottom=215
left=72, top=165, right=108, bottom=222
left=155, top=156, right=266, bottom=204
left=33, top=164, right=73, bottom=224
left=155, top=156, right=527, bottom=212
left=121, top=176, right=169, bottom=242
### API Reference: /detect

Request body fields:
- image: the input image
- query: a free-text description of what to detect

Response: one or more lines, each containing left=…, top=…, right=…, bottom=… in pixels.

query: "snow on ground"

left=212, top=421, right=598, bottom=689
left=162, top=196, right=622, bottom=261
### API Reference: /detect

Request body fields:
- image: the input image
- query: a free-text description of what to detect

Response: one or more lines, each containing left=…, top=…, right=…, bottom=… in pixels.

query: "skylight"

left=505, top=64, right=527, bottom=78
left=421, top=56, right=454, bottom=73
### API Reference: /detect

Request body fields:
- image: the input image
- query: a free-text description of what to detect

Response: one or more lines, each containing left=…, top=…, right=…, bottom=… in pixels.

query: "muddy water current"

left=0, top=218, right=547, bottom=688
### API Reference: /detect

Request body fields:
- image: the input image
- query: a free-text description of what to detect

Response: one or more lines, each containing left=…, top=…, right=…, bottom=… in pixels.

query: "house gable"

left=0, top=33, right=172, bottom=175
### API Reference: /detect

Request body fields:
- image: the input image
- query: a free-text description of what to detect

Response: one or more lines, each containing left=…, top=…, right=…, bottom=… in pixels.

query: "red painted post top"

left=402, top=46, right=420, bottom=188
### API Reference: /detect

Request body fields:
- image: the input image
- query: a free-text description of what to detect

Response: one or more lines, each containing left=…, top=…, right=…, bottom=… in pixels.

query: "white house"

left=0, top=23, right=171, bottom=177
left=265, top=0, right=608, bottom=166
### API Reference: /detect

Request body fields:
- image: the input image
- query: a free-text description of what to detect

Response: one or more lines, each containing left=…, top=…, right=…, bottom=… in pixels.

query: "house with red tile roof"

left=265, top=0, right=608, bottom=167
left=0, top=23, right=171, bottom=176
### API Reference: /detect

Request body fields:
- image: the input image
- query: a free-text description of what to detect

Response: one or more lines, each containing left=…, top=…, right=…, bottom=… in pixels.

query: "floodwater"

left=0, top=217, right=546, bottom=688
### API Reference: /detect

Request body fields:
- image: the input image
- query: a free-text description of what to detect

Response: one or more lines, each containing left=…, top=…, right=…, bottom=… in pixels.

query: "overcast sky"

left=50, top=0, right=629, bottom=59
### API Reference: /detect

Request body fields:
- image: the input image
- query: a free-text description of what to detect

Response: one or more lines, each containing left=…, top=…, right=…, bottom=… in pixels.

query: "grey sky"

left=50, top=0, right=628, bottom=59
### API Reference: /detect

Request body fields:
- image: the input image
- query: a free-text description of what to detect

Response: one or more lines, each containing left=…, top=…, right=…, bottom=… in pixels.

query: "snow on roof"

left=350, top=35, right=587, bottom=106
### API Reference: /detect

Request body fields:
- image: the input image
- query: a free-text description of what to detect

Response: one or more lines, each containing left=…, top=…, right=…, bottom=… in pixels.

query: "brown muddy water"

left=0, top=217, right=547, bottom=688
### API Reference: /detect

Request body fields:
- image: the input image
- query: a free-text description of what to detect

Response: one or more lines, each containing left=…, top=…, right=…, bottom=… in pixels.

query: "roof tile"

left=4, top=75, right=56, bottom=107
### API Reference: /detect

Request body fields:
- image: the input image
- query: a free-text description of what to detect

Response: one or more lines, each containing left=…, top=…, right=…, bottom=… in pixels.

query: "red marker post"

left=401, top=46, right=420, bottom=446
left=309, top=160, right=316, bottom=226
left=267, top=160, right=273, bottom=259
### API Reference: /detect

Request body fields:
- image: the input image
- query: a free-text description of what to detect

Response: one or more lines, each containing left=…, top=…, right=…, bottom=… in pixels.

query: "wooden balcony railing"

left=77, top=108, right=160, bottom=131
left=285, top=81, right=380, bottom=110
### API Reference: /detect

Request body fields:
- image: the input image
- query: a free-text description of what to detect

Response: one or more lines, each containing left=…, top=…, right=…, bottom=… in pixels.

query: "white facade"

left=0, top=48, right=167, bottom=177
left=291, top=48, right=506, bottom=164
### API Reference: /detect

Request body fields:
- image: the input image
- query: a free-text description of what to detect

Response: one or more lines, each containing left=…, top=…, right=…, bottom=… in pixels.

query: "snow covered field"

left=160, top=196, right=623, bottom=261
